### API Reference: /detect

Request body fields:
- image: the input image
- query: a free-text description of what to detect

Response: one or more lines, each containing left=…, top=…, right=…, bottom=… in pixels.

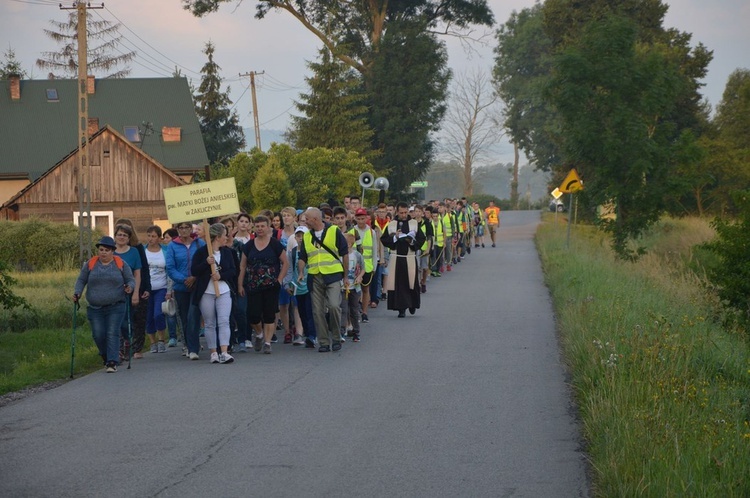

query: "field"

left=537, top=215, right=750, bottom=496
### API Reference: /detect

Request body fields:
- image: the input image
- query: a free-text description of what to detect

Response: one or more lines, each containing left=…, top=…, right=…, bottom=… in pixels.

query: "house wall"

left=0, top=179, right=30, bottom=205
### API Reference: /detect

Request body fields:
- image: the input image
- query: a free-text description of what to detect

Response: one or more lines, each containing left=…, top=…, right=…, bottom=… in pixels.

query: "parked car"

left=549, top=198, right=566, bottom=212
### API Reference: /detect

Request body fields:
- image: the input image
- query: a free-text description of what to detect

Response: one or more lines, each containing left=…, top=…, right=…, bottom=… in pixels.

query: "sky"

left=2, top=0, right=748, bottom=166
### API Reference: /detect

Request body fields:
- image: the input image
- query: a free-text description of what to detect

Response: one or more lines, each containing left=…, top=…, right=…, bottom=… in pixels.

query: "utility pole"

left=61, top=1, right=103, bottom=262
left=240, top=70, right=264, bottom=150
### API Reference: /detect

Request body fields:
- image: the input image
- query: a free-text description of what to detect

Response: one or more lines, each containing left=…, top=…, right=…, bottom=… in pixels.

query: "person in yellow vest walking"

left=349, top=208, right=377, bottom=322
left=297, top=208, right=349, bottom=352
left=485, top=200, right=501, bottom=247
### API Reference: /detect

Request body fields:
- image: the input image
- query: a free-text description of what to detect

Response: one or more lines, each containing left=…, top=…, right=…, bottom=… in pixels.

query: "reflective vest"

left=457, top=210, right=468, bottom=233
left=442, top=213, right=453, bottom=237
left=303, top=226, right=343, bottom=275
left=433, top=217, right=445, bottom=246
left=348, top=226, right=374, bottom=273
left=419, top=221, right=429, bottom=252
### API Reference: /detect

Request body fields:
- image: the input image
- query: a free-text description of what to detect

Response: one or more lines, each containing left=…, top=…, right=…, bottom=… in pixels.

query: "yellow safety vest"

left=433, top=218, right=444, bottom=246
left=303, top=227, right=343, bottom=275
left=442, top=213, right=453, bottom=237
left=419, top=221, right=429, bottom=252
left=348, top=226, right=374, bottom=273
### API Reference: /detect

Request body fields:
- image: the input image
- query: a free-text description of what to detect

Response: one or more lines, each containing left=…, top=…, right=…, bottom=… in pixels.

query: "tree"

left=547, top=15, right=688, bottom=258
left=287, top=47, right=375, bottom=160
left=714, top=69, right=750, bottom=147
left=36, top=11, right=134, bottom=78
left=194, top=41, right=246, bottom=165
left=0, top=46, right=28, bottom=79
left=251, top=158, right=296, bottom=211
left=184, top=0, right=493, bottom=195
left=441, top=69, right=502, bottom=196
left=367, top=22, right=450, bottom=195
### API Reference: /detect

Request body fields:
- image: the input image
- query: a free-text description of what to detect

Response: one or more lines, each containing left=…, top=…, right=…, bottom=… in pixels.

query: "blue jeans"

left=370, top=263, right=382, bottom=305
left=146, top=288, right=167, bottom=334
left=295, top=292, right=316, bottom=341
left=174, top=290, right=201, bottom=354
left=88, top=302, right=126, bottom=365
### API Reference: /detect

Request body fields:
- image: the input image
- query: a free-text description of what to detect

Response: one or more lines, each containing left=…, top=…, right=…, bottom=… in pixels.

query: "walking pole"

left=126, top=299, right=133, bottom=370
left=70, top=300, right=79, bottom=379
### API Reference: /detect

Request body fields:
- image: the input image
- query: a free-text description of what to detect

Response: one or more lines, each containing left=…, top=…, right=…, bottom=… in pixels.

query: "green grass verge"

left=537, top=216, right=750, bottom=497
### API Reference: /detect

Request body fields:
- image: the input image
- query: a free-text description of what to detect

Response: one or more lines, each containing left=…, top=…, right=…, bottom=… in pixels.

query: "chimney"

left=88, top=118, right=100, bottom=135
left=162, top=126, right=182, bottom=143
left=87, top=75, right=95, bottom=94
left=9, top=74, right=20, bottom=100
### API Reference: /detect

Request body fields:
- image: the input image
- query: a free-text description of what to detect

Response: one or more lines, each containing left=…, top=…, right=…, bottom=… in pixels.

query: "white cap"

left=294, top=226, right=309, bottom=234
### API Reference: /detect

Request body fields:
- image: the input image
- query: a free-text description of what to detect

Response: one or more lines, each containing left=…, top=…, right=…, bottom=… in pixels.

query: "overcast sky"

left=2, top=0, right=748, bottom=166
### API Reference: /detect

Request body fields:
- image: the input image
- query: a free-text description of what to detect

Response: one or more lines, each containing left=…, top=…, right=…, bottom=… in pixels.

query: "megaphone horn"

left=373, top=177, right=389, bottom=191
left=359, top=172, right=374, bottom=188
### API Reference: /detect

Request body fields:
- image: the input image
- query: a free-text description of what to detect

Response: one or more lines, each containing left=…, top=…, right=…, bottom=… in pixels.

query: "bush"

left=0, top=218, right=100, bottom=271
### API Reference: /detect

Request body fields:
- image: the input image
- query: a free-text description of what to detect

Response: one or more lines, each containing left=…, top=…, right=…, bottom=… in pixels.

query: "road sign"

left=560, top=169, right=583, bottom=193
left=163, top=177, right=240, bottom=224
left=551, top=187, right=562, bottom=199
left=410, top=181, right=428, bottom=188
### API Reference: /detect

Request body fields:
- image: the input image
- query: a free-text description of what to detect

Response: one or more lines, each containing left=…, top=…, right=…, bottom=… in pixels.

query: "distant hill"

left=243, top=128, right=287, bottom=151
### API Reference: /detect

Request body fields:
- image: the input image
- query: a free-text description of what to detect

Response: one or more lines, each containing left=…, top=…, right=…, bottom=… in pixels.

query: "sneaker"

left=481, top=243, right=485, bottom=248
left=284, top=333, right=292, bottom=344
left=106, top=362, right=117, bottom=373
left=253, top=335, right=263, bottom=352
left=150, top=343, right=158, bottom=354
left=168, top=338, right=177, bottom=347
left=181, top=347, right=187, bottom=356
left=446, top=265, right=452, bottom=272
left=237, top=342, right=247, bottom=353
left=332, top=342, right=342, bottom=352
left=305, top=338, right=316, bottom=349
left=271, top=334, right=278, bottom=343
left=262, top=343, right=272, bottom=354
left=492, top=243, right=496, bottom=247
left=292, top=334, right=305, bottom=346
left=157, top=342, right=167, bottom=353
left=340, top=335, right=346, bottom=342
left=219, top=352, right=234, bottom=364
left=189, top=352, right=199, bottom=360
left=361, top=313, right=369, bottom=323
left=276, top=319, right=283, bottom=330
left=210, top=352, right=220, bottom=364
left=245, top=340, right=253, bottom=349
left=352, top=333, right=360, bottom=342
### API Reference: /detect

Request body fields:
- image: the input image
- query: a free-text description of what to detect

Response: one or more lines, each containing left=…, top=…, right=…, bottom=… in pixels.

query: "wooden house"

left=0, top=76, right=209, bottom=234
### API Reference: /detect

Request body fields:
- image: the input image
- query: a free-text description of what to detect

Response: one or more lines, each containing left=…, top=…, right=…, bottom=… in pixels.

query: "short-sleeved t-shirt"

left=116, top=246, right=142, bottom=273
left=242, top=237, right=284, bottom=292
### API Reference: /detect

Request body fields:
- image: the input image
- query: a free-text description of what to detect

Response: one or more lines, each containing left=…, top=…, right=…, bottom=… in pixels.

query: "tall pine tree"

left=287, top=47, right=375, bottom=160
left=0, top=46, right=28, bottom=79
left=36, top=11, right=134, bottom=78
left=194, top=41, right=245, bottom=165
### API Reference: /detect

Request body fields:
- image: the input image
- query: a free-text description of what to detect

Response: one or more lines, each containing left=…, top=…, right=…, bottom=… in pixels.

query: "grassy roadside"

left=537, top=215, right=750, bottom=496
left=0, top=270, right=102, bottom=395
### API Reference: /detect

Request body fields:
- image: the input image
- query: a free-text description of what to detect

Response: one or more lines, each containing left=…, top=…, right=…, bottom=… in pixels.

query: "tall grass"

left=537, top=216, right=750, bottom=496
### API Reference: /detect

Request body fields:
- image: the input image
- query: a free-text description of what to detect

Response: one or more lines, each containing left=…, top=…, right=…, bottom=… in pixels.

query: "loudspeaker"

left=373, top=177, right=389, bottom=191
left=359, top=172, right=374, bottom=188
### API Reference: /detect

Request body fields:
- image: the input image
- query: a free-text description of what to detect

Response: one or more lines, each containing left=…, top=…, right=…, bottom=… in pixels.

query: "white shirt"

left=205, top=250, right=230, bottom=295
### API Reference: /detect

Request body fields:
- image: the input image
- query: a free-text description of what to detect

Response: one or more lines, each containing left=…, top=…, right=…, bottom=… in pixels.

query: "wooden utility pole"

left=61, top=1, right=103, bottom=262
left=240, top=70, right=264, bottom=150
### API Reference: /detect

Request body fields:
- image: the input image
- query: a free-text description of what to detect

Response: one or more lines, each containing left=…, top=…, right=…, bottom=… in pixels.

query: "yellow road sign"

left=560, top=169, right=583, bottom=194
left=163, top=177, right=240, bottom=224
left=551, top=187, right=563, bottom=199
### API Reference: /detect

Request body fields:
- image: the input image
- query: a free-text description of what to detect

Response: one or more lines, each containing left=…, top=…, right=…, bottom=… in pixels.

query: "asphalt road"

left=0, top=210, right=589, bottom=498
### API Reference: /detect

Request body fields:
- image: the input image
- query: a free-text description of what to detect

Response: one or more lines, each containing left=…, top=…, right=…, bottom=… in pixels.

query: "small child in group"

left=341, top=233, right=365, bottom=342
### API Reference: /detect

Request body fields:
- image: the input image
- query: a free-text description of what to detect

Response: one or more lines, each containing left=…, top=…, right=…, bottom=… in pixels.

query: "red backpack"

left=88, top=255, right=125, bottom=272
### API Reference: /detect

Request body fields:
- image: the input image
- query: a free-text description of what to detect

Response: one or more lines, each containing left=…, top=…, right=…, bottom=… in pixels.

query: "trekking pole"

left=126, top=299, right=133, bottom=370
left=70, top=299, right=80, bottom=379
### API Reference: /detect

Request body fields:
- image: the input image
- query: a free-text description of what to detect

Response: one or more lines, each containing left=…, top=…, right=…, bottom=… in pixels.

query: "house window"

left=73, top=211, right=114, bottom=237
left=103, top=149, right=110, bottom=158
left=123, top=126, right=141, bottom=143
left=46, top=88, right=59, bottom=102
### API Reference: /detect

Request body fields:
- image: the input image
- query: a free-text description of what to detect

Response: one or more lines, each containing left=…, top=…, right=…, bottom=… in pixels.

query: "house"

left=0, top=76, right=209, bottom=234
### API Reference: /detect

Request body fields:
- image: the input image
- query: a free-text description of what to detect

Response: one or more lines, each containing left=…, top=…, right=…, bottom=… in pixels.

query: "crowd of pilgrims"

left=73, top=195, right=500, bottom=372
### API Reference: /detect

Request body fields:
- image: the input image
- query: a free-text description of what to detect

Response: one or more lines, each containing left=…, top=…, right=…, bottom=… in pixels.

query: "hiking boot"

left=219, top=352, right=234, bottom=364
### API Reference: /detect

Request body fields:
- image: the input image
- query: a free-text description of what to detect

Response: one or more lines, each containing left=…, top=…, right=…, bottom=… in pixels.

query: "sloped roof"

left=0, top=77, right=209, bottom=180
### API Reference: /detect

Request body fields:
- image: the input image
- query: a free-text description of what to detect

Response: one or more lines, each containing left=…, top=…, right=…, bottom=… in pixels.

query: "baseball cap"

left=355, top=208, right=368, bottom=216
left=294, top=226, right=309, bottom=235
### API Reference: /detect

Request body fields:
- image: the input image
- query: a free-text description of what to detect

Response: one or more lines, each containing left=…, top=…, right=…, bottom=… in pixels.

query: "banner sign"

left=163, top=178, right=240, bottom=224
